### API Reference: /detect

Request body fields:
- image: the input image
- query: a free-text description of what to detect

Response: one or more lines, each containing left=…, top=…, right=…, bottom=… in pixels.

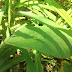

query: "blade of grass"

left=38, top=4, right=55, bottom=12
left=28, top=7, right=44, bottom=17
left=45, top=0, right=72, bottom=28
left=16, top=11, right=64, bottom=28
left=43, top=9, right=57, bottom=21
left=56, top=8, right=72, bottom=24
left=0, top=7, right=5, bottom=25
left=0, top=44, right=17, bottom=66
left=8, top=0, right=12, bottom=26
left=33, top=50, right=43, bottom=72
left=14, top=1, right=38, bottom=9
left=0, top=47, right=37, bottom=72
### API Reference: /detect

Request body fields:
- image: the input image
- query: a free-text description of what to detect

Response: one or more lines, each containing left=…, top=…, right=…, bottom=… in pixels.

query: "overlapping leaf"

left=0, top=44, right=36, bottom=72
left=45, top=0, right=72, bottom=28
left=4, top=11, right=72, bottom=58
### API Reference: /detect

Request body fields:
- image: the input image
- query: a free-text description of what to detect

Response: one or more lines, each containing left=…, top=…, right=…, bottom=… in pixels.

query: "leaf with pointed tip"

left=5, top=24, right=72, bottom=58
left=16, top=11, right=63, bottom=28
left=3, top=11, right=72, bottom=59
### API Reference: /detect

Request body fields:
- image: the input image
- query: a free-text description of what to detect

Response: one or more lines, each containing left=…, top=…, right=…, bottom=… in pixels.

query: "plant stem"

left=8, top=0, right=11, bottom=26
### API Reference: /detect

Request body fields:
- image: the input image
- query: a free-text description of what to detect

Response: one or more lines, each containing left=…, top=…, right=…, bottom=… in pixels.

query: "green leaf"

left=45, top=0, right=72, bottom=28
left=14, top=1, right=38, bottom=9
left=20, top=0, right=27, bottom=3
left=6, top=26, right=10, bottom=38
left=8, top=0, right=12, bottom=26
left=34, top=51, right=43, bottom=72
left=0, top=7, right=5, bottom=25
left=0, top=44, right=36, bottom=72
left=38, top=4, right=55, bottom=11
left=63, top=61, right=72, bottom=72
left=28, top=7, right=44, bottom=17
left=5, top=24, right=72, bottom=58
left=28, top=5, right=57, bottom=21
left=0, top=44, right=17, bottom=66
left=56, top=8, right=72, bottom=24
left=43, top=9, right=57, bottom=21
left=16, top=11, right=63, bottom=28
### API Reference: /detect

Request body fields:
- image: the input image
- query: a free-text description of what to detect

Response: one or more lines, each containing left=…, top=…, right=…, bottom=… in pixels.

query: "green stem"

left=28, top=0, right=29, bottom=6
left=8, top=0, right=10, bottom=26
left=8, top=0, right=12, bottom=26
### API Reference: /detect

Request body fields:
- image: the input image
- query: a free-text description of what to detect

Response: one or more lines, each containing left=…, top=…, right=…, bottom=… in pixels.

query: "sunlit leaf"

left=5, top=24, right=72, bottom=58
left=45, top=0, right=72, bottom=28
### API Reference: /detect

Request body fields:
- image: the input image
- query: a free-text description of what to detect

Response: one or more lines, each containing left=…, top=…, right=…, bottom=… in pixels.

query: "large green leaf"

left=5, top=24, right=72, bottom=59
left=4, top=11, right=72, bottom=59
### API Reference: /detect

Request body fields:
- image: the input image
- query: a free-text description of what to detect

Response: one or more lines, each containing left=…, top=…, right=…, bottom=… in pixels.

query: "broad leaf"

left=5, top=24, right=72, bottom=58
